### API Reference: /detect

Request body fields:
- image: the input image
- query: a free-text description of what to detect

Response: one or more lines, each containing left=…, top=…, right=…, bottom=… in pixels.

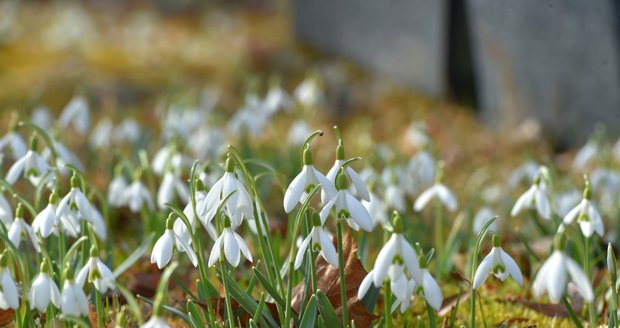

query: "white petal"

left=436, top=184, right=457, bottom=211
left=566, top=258, right=594, bottom=302
left=358, top=270, right=375, bottom=300
left=223, top=230, right=240, bottom=267
left=314, top=167, right=337, bottom=201
left=413, top=186, right=438, bottom=212
left=562, top=204, right=581, bottom=224
left=499, top=249, right=523, bottom=286
left=347, top=167, right=370, bottom=201
left=5, top=156, right=27, bottom=184
left=157, top=174, right=175, bottom=210
left=399, top=236, right=420, bottom=277
left=294, top=235, right=312, bottom=270
left=345, top=193, right=373, bottom=232
left=319, top=229, right=338, bottom=268
left=535, top=190, right=551, bottom=220
left=422, top=271, right=443, bottom=311
left=546, top=253, right=568, bottom=302
left=373, top=235, right=397, bottom=286
left=473, top=251, right=494, bottom=289
left=175, top=232, right=198, bottom=267
left=511, top=187, right=535, bottom=217
left=151, top=231, right=173, bottom=269
left=319, top=195, right=338, bottom=225
left=283, top=169, right=307, bottom=213
left=233, top=232, right=253, bottom=263
left=208, top=235, right=223, bottom=267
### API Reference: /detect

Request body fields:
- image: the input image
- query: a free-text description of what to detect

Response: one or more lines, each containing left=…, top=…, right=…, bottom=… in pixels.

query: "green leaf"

left=299, top=294, right=318, bottom=328
left=138, top=295, right=191, bottom=324
left=113, top=232, right=154, bottom=278
left=222, top=272, right=280, bottom=328
left=316, top=290, right=339, bottom=327
left=57, top=314, right=91, bottom=328
left=113, top=280, right=144, bottom=325
left=187, top=299, right=206, bottom=328
left=253, top=267, right=285, bottom=307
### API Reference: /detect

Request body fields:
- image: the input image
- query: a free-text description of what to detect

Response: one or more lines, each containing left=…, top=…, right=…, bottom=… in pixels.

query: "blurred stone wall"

left=294, top=0, right=620, bottom=146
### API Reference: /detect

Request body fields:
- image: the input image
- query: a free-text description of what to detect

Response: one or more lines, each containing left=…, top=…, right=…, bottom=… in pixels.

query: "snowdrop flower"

left=284, top=146, right=336, bottom=213
left=32, top=191, right=60, bottom=238
left=151, top=216, right=198, bottom=269
left=5, top=137, right=50, bottom=185
left=573, top=139, right=598, bottom=171
left=0, top=252, right=19, bottom=310
left=142, top=316, right=171, bottom=328
left=31, top=106, right=53, bottom=130
left=8, top=204, right=41, bottom=252
left=0, top=192, right=13, bottom=227
left=384, top=177, right=406, bottom=212
left=264, top=78, right=293, bottom=114
left=295, top=213, right=338, bottom=269
left=58, top=95, right=90, bottom=135
left=413, top=163, right=457, bottom=212
left=288, top=120, right=312, bottom=146
left=0, top=129, right=26, bottom=160
left=108, top=173, right=128, bottom=208
left=200, top=158, right=253, bottom=227
left=319, top=170, right=373, bottom=232
left=532, top=234, right=594, bottom=303
left=42, top=138, right=84, bottom=174
left=554, top=189, right=582, bottom=218
left=322, top=141, right=370, bottom=202
left=77, top=246, right=115, bottom=293
left=407, top=150, right=436, bottom=189
left=157, top=171, right=189, bottom=210
left=507, top=160, right=539, bottom=188
left=208, top=216, right=253, bottom=267
left=29, top=259, right=60, bottom=312
left=410, top=255, right=443, bottom=311
left=563, top=179, right=604, bottom=238
left=56, top=174, right=106, bottom=240
left=189, top=127, right=226, bottom=161
left=362, top=191, right=388, bottom=228
left=404, top=121, right=431, bottom=149
left=113, top=118, right=141, bottom=145
left=473, top=235, right=523, bottom=289
left=89, top=118, right=113, bottom=149
left=360, top=213, right=420, bottom=293
left=389, top=274, right=416, bottom=313
left=60, top=269, right=89, bottom=317
left=510, top=174, right=552, bottom=220
left=473, top=207, right=498, bottom=235
left=124, top=170, right=154, bottom=213
left=174, top=183, right=217, bottom=244
left=293, top=73, right=323, bottom=108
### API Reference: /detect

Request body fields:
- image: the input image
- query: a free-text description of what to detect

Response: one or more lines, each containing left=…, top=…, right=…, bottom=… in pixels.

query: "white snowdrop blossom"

left=410, top=257, right=443, bottom=311
left=142, top=316, right=171, bottom=328
left=510, top=175, right=552, bottom=220
left=414, top=182, right=458, bottom=212
left=284, top=147, right=336, bottom=213
left=0, top=193, right=13, bottom=227
left=319, top=172, right=373, bottom=232
left=507, top=160, right=539, bottom=188
left=151, top=217, right=198, bottom=269
left=77, top=248, right=116, bottom=293
left=56, top=176, right=106, bottom=240
left=208, top=217, right=253, bottom=267
left=264, top=82, right=293, bottom=114
left=89, top=118, right=113, bottom=149
left=157, top=171, right=189, bottom=210
left=362, top=191, right=388, bottom=228
left=322, top=151, right=370, bottom=203
left=5, top=148, right=50, bottom=185
left=0, top=254, right=19, bottom=310
left=32, top=192, right=60, bottom=238
left=59, top=95, right=90, bottom=134
left=473, top=207, right=498, bottom=235
left=61, top=278, right=89, bottom=317
left=8, top=204, right=41, bottom=252
left=294, top=214, right=338, bottom=269
left=554, top=189, right=582, bottom=218
left=293, top=75, right=323, bottom=108
left=124, top=176, right=154, bottom=213
left=175, top=188, right=217, bottom=245
left=404, top=121, right=430, bottom=149
left=562, top=183, right=604, bottom=238
left=573, top=139, right=598, bottom=171
left=42, top=138, right=84, bottom=173
left=473, top=235, right=523, bottom=289
left=108, top=174, right=128, bottom=207
left=0, top=130, right=26, bottom=160
left=385, top=181, right=406, bottom=212
left=29, top=261, right=60, bottom=312
left=532, top=234, right=594, bottom=303
left=288, top=120, right=312, bottom=146
left=200, top=158, right=253, bottom=227
left=407, top=150, right=436, bottom=189
left=389, top=274, right=416, bottom=313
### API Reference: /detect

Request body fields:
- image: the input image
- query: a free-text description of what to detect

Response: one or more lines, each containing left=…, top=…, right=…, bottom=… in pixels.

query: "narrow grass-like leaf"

left=187, top=299, right=206, bottom=328
left=316, top=290, right=339, bottom=327
left=299, top=294, right=317, bottom=328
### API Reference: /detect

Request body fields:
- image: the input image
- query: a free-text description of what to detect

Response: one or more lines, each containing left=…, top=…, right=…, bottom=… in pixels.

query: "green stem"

left=611, top=281, right=618, bottom=328
left=561, top=296, right=584, bottom=328
left=219, top=258, right=235, bottom=328
left=470, top=287, right=476, bottom=328
left=95, top=289, right=105, bottom=328
left=434, top=198, right=444, bottom=256
left=425, top=300, right=436, bottom=328
left=384, top=282, right=392, bottom=328
left=336, top=221, right=349, bottom=327
left=584, top=237, right=596, bottom=328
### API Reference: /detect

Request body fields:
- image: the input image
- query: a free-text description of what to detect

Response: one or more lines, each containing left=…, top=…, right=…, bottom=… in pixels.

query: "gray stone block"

left=467, top=0, right=620, bottom=146
left=294, top=0, right=448, bottom=98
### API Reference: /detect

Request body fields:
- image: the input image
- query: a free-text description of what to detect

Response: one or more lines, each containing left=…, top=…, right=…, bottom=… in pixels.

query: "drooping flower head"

left=208, top=215, right=252, bottom=268
left=8, top=203, right=41, bottom=253
left=414, top=161, right=457, bottom=212
left=151, top=215, right=198, bottom=269
left=5, top=134, right=51, bottom=186
left=0, top=252, right=19, bottom=310
left=76, top=246, right=115, bottom=293
left=295, top=212, right=338, bottom=269
left=32, top=190, right=60, bottom=239
left=410, top=253, right=443, bottom=311
left=562, top=175, right=604, bottom=238
left=29, top=258, right=60, bottom=312
left=56, top=173, right=106, bottom=240
left=319, top=168, right=373, bottom=232
left=473, top=234, right=523, bottom=289
left=60, top=266, right=89, bottom=317
left=511, top=173, right=552, bottom=220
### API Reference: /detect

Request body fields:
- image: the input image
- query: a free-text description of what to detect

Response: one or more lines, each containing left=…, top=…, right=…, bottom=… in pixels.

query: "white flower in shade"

left=532, top=234, right=594, bottom=303
left=5, top=149, right=50, bottom=185
left=8, top=205, right=41, bottom=252
left=507, top=160, right=539, bottom=188
left=56, top=176, right=107, bottom=240
left=284, top=147, right=336, bottom=214
left=410, top=257, right=443, bottom=311
left=0, top=256, right=19, bottom=310
left=0, top=193, right=13, bottom=227
left=365, top=213, right=419, bottom=289
left=473, top=235, right=523, bottom=289
left=61, top=278, right=89, bottom=317
left=385, top=182, right=406, bottom=212
left=319, top=173, right=373, bottom=232
left=89, top=118, right=113, bottom=149
left=382, top=166, right=415, bottom=196
left=407, top=150, right=436, bottom=189
left=32, top=192, right=60, bottom=238
left=142, top=316, right=171, bottom=328
left=200, top=159, right=253, bottom=227
left=404, top=121, right=430, bottom=149
left=390, top=275, right=416, bottom=313
left=32, top=106, right=53, bottom=130
left=59, top=95, right=90, bottom=135
left=322, top=144, right=370, bottom=202
left=157, top=171, right=189, bottom=210
left=264, top=82, right=293, bottom=114
left=152, top=146, right=173, bottom=176
left=293, top=75, right=322, bottom=108
left=288, top=120, right=312, bottom=146
left=151, top=216, right=198, bottom=269
left=414, top=182, right=457, bottom=212
left=107, top=174, right=128, bottom=207
left=42, top=139, right=84, bottom=174
left=29, top=263, right=60, bottom=312
left=294, top=213, right=338, bottom=269
left=573, top=140, right=598, bottom=171
left=124, top=177, right=154, bottom=213
left=113, top=118, right=141, bottom=145
left=362, top=191, right=388, bottom=228
left=473, top=207, right=498, bottom=235
left=562, top=184, right=604, bottom=238
left=76, top=249, right=115, bottom=293
left=0, top=131, right=26, bottom=159
left=510, top=175, right=552, bottom=220
left=174, top=188, right=217, bottom=245
left=208, top=217, right=252, bottom=267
